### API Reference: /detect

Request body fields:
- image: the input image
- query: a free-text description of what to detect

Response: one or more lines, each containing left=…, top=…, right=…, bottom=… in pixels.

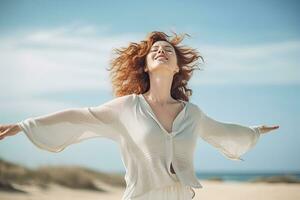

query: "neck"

left=143, top=72, right=175, bottom=105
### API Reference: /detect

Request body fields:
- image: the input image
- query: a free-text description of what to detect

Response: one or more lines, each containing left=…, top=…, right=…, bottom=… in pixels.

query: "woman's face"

left=145, top=41, right=179, bottom=75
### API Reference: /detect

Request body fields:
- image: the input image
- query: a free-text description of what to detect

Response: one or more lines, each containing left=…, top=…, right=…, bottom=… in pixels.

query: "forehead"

left=151, top=41, right=173, bottom=48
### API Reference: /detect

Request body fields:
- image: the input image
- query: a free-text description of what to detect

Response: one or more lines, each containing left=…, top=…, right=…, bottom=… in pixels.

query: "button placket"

left=167, top=134, right=178, bottom=178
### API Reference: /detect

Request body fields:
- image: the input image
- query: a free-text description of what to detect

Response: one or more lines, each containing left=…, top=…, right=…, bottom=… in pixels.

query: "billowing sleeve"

left=18, top=96, right=129, bottom=153
left=195, top=105, right=261, bottom=161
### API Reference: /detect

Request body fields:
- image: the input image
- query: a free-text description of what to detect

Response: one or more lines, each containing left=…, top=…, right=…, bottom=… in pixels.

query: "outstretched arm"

left=195, top=105, right=279, bottom=161
left=1, top=95, right=130, bottom=153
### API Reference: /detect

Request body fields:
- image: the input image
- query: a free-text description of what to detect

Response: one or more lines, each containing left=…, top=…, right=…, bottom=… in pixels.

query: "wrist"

left=13, top=123, right=22, bottom=132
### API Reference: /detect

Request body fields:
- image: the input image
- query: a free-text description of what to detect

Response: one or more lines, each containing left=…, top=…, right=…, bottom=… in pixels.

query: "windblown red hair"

left=107, top=31, right=204, bottom=102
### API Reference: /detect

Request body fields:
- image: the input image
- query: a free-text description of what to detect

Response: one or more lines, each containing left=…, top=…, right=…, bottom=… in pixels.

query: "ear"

left=144, top=62, right=149, bottom=72
left=175, top=65, right=179, bottom=73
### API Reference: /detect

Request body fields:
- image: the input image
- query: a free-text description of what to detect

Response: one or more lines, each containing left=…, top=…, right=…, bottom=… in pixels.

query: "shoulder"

left=118, top=93, right=137, bottom=104
left=186, top=101, right=198, bottom=110
left=102, top=93, right=136, bottom=108
left=113, top=93, right=135, bottom=102
left=187, top=101, right=203, bottom=118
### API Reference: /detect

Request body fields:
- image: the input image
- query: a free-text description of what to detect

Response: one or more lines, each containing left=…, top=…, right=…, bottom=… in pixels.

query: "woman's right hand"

left=0, top=124, right=22, bottom=140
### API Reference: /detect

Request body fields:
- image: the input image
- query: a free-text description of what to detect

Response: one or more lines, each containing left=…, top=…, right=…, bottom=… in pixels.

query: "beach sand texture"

left=1, top=180, right=300, bottom=200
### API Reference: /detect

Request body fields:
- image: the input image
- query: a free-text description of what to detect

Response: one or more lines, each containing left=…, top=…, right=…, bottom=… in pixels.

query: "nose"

left=157, top=46, right=165, bottom=54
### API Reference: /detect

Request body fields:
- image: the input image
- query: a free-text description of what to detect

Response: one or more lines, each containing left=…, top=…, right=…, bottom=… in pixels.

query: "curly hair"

left=107, top=31, right=204, bottom=102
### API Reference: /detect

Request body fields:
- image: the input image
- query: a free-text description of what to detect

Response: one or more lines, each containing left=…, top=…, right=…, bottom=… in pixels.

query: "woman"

left=0, top=31, right=279, bottom=200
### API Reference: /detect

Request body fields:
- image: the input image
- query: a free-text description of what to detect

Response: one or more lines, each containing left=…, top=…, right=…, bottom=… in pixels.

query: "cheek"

left=145, top=55, right=151, bottom=66
left=169, top=53, right=178, bottom=65
left=146, top=54, right=154, bottom=65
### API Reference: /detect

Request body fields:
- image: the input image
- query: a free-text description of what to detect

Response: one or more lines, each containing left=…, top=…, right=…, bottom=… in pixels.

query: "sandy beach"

left=1, top=180, right=300, bottom=200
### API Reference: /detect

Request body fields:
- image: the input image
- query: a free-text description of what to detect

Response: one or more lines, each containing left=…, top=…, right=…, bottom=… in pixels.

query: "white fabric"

left=18, top=93, right=261, bottom=200
left=131, top=181, right=193, bottom=200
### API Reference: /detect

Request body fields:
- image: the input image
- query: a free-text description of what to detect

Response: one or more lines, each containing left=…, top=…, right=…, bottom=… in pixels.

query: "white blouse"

left=18, top=93, right=261, bottom=200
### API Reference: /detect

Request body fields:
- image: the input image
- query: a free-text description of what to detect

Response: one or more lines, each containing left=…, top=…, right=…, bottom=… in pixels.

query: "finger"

left=0, top=129, right=9, bottom=137
left=0, top=125, right=9, bottom=131
left=264, top=126, right=279, bottom=129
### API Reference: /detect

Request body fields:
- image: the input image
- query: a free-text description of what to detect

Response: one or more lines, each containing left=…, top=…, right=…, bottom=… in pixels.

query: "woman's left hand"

left=258, top=125, right=280, bottom=134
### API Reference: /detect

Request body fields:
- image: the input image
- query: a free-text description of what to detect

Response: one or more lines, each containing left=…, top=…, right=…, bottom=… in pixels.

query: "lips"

left=155, top=55, right=168, bottom=60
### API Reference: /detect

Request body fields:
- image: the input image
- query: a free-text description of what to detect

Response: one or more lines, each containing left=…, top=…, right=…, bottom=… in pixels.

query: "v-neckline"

left=138, top=93, right=188, bottom=135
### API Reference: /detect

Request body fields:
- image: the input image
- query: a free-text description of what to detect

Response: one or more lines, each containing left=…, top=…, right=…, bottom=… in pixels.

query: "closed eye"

left=150, top=49, right=173, bottom=52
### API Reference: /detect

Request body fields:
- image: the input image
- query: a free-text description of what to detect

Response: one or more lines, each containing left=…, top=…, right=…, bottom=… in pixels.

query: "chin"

left=154, top=62, right=170, bottom=67
left=150, top=65, right=173, bottom=73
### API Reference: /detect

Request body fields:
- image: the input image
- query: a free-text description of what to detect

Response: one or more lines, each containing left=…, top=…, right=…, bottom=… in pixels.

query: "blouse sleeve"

left=195, top=105, right=261, bottom=161
left=18, top=96, right=129, bottom=153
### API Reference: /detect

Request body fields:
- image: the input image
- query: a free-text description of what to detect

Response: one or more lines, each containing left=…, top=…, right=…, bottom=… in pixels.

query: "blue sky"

left=0, top=0, right=299, bottom=173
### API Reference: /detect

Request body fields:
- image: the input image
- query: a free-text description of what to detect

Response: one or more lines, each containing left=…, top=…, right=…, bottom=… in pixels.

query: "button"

left=166, top=136, right=171, bottom=141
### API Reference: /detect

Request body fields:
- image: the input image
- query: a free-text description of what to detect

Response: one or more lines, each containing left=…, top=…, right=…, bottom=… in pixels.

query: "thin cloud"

left=1, top=25, right=299, bottom=115
left=0, top=25, right=142, bottom=115
left=0, top=25, right=143, bottom=94
left=192, top=40, right=300, bottom=85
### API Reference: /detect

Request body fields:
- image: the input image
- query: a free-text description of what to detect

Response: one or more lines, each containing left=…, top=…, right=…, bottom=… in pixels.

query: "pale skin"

left=0, top=40, right=280, bottom=144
